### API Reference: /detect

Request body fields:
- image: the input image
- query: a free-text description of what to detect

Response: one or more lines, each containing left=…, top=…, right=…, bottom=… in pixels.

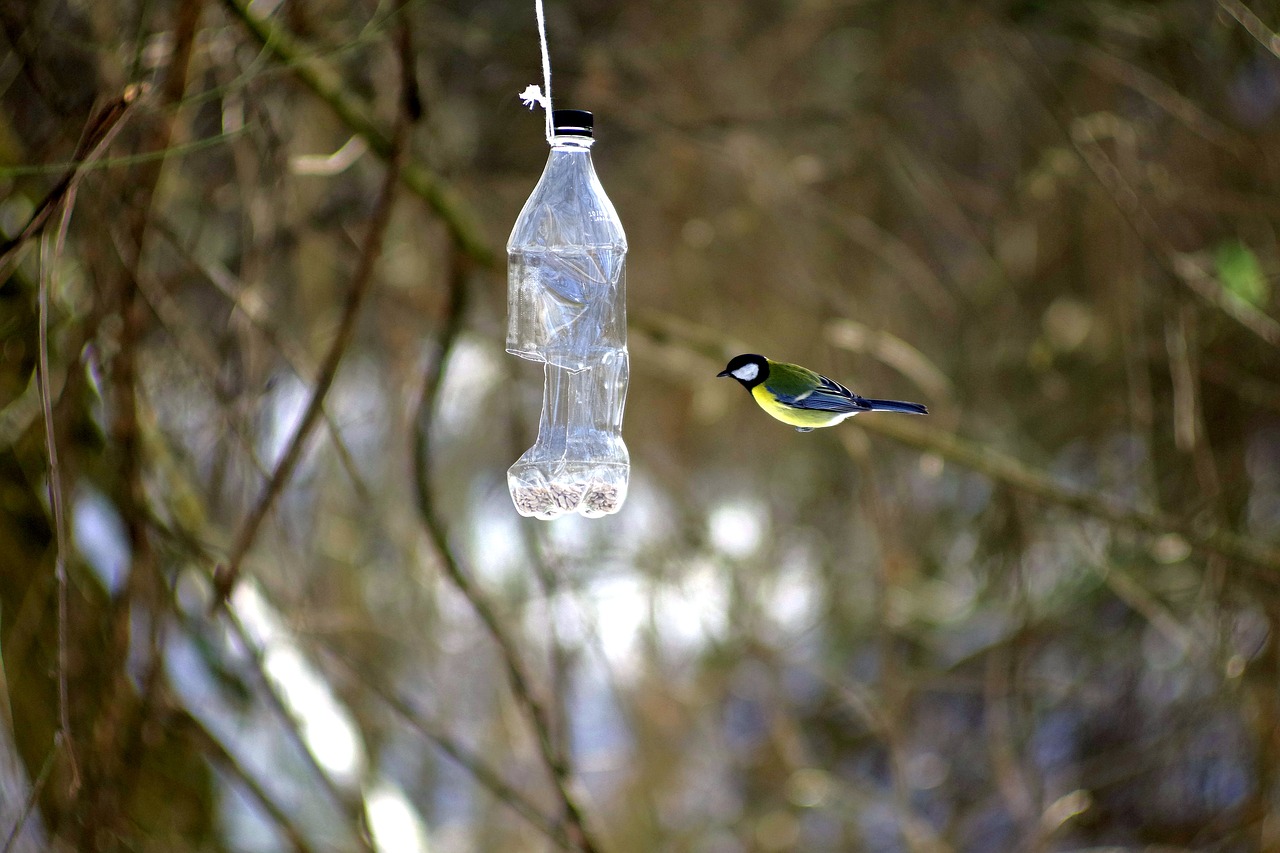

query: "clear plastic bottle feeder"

left=506, top=109, right=629, bottom=519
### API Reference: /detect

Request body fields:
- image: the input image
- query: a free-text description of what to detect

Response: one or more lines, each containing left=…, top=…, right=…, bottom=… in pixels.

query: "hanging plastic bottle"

left=506, top=109, right=630, bottom=519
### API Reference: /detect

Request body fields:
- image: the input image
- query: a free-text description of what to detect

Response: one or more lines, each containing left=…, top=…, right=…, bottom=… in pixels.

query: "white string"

left=518, top=0, right=555, bottom=144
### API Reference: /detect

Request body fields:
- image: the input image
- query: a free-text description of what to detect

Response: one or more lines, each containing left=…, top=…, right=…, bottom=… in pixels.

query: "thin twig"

left=1072, top=128, right=1280, bottom=348
left=983, top=648, right=1037, bottom=847
left=1218, top=0, right=1280, bottom=60
left=38, top=227, right=81, bottom=796
left=40, top=225, right=81, bottom=794
left=324, top=649, right=571, bottom=849
left=130, top=462, right=362, bottom=848
left=846, top=443, right=949, bottom=853
left=411, top=255, right=602, bottom=853
left=36, top=161, right=98, bottom=802
left=176, top=701, right=319, bottom=853
left=210, top=113, right=406, bottom=607
left=851, top=413, right=1280, bottom=575
left=119, top=252, right=273, bottom=482
left=824, top=674, right=948, bottom=852
left=0, top=84, right=145, bottom=275
left=0, top=129, right=246, bottom=180
left=21, top=84, right=147, bottom=800
left=131, top=356, right=566, bottom=847
left=1002, top=27, right=1280, bottom=349
left=75, top=11, right=206, bottom=839
left=638, top=319, right=1280, bottom=576
left=218, top=0, right=493, bottom=265
left=1074, top=42, right=1245, bottom=156
left=1, top=738, right=56, bottom=853
left=221, top=609, right=374, bottom=851
left=149, top=219, right=371, bottom=502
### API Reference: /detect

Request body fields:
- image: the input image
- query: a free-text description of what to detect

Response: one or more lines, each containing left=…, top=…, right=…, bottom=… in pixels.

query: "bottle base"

left=508, top=462, right=628, bottom=519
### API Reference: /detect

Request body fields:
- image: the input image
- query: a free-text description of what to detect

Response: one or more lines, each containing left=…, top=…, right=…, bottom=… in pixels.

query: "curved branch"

left=1218, top=0, right=1280, bottom=61
left=323, top=650, right=569, bottom=848
left=840, top=414, right=1280, bottom=577
left=218, top=0, right=494, bottom=266
left=411, top=255, right=602, bottom=853
left=635, top=315, right=1280, bottom=577
left=211, top=113, right=405, bottom=607
left=0, top=85, right=144, bottom=275
left=177, top=709, right=318, bottom=853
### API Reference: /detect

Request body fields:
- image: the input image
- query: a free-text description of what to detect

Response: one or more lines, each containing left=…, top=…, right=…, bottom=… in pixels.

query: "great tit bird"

left=718, top=354, right=928, bottom=432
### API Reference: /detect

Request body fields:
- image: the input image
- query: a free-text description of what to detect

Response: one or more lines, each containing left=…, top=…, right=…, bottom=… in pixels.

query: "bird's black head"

left=717, top=354, right=769, bottom=389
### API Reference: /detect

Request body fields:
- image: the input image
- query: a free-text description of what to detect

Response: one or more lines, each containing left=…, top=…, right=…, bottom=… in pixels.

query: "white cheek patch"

left=731, top=363, right=760, bottom=382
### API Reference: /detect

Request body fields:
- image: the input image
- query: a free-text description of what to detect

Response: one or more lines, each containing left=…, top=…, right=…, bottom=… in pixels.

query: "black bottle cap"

left=552, top=109, right=593, bottom=138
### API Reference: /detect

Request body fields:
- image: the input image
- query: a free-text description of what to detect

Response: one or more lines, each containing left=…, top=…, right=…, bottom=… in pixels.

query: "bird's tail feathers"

left=863, top=398, right=929, bottom=415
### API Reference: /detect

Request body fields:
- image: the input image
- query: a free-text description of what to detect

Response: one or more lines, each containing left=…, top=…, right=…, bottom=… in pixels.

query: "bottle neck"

left=550, top=135, right=595, bottom=152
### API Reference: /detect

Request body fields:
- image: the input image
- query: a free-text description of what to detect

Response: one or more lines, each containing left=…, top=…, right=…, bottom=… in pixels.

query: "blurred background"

left=3, top=0, right=1280, bottom=850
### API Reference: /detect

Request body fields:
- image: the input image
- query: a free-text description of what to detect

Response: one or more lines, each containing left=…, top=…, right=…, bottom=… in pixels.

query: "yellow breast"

left=750, top=385, right=847, bottom=429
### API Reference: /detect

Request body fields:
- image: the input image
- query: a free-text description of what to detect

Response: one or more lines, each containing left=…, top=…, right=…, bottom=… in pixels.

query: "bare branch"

left=218, top=0, right=493, bottom=266
left=1, top=739, right=55, bottom=853
left=211, top=112, right=406, bottom=607
left=181, top=713, right=319, bottom=853
left=411, top=255, right=603, bottom=852
left=220, top=609, right=374, bottom=851
left=843, top=415, right=1280, bottom=576
left=0, top=85, right=145, bottom=275
left=37, top=214, right=79, bottom=798
left=1218, top=0, right=1280, bottom=61
left=149, top=220, right=372, bottom=502
left=27, top=80, right=148, bottom=796
left=323, top=650, right=571, bottom=849
left=635, top=317, right=1280, bottom=576
left=1005, top=27, right=1280, bottom=348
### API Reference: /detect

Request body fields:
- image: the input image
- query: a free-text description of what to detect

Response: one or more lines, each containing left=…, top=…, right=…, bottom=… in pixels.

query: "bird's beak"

left=716, top=369, right=730, bottom=377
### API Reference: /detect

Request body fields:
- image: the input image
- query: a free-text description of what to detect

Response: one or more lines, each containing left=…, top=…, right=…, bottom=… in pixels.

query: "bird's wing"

left=770, top=373, right=872, bottom=413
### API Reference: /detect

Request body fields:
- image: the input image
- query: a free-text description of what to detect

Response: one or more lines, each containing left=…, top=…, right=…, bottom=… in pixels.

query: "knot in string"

left=519, top=0, right=555, bottom=145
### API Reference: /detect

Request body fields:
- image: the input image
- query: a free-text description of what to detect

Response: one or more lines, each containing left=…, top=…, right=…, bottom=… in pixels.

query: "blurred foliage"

left=2, top=0, right=1280, bottom=851
left=1217, top=239, right=1268, bottom=306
